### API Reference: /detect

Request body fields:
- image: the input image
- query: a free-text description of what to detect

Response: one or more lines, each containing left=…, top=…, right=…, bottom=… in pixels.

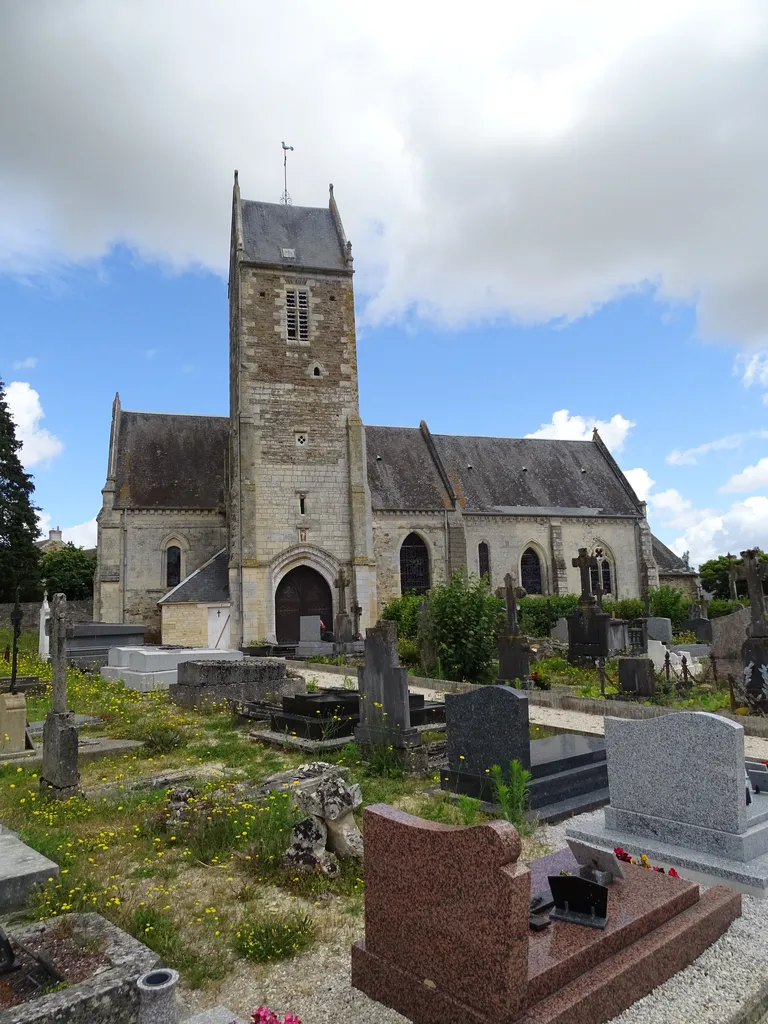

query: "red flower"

left=668, top=868, right=680, bottom=879
left=613, top=846, right=632, bottom=863
left=652, top=866, right=664, bottom=872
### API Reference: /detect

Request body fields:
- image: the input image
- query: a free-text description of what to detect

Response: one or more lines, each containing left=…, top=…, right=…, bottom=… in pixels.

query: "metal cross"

left=731, top=550, right=768, bottom=637
left=572, top=548, right=598, bottom=603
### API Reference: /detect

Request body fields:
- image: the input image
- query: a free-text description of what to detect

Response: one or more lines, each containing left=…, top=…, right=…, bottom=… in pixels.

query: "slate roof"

left=114, top=412, right=228, bottom=510
left=240, top=201, right=347, bottom=272
left=365, top=426, right=450, bottom=511
left=365, top=427, right=643, bottom=516
left=158, top=549, right=230, bottom=605
left=652, top=535, right=696, bottom=575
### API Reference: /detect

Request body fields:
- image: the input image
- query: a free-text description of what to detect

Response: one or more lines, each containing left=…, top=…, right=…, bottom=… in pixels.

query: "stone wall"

left=659, top=572, right=700, bottom=600
left=372, top=511, right=449, bottom=606
left=0, top=599, right=92, bottom=629
left=160, top=603, right=209, bottom=647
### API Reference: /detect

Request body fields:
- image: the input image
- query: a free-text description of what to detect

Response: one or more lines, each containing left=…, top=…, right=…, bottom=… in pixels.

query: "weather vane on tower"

left=281, top=141, right=294, bottom=206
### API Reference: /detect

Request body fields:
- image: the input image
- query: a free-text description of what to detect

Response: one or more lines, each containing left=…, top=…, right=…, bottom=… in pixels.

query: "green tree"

left=420, top=570, right=505, bottom=683
left=649, top=585, right=691, bottom=629
left=0, top=377, right=41, bottom=600
left=40, top=543, right=96, bottom=600
left=699, top=551, right=767, bottom=600
left=381, top=592, right=423, bottom=640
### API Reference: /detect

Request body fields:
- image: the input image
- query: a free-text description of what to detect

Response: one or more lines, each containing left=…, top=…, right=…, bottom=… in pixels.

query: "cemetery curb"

left=288, top=661, right=768, bottom=738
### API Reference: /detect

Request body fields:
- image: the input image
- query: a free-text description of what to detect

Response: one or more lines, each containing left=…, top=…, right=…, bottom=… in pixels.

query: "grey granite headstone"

left=355, top=620, right=420, bottom=751
left=646, top=617, right=673, bottom=643
left=551, top=617, right=569, bottom=643
left=300, top=616, right=322, bottom=643
left=606, top=712, right=745, bottom=834
left=445, top=685, right=530, bottom=773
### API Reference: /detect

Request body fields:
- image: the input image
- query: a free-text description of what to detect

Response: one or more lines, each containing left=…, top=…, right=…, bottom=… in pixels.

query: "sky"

left=2, top=0, right=768, bottom=567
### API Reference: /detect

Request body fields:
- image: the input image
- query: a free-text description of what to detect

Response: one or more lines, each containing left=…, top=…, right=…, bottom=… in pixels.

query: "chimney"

left=49, top=527, right=62, bottom=544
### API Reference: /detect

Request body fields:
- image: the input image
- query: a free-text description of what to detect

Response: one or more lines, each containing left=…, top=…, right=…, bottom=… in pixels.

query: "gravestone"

left=38, top=590, right=50, bottom=659
left=497, top=573, right=531, bottom=686
left=441, top=685, right=610, bottom=820
left=617, top=655, right=656, bottom=698
left=733, top=550, right=768, bottom=703
left=567, top=548, right=610, bottom=665
left=355, top=620, right=422, bottom=760
left=352, top=803, right=740, bottom=1024
left=646, top=617, right=674, bottom=644
left=551, top=617, right=569, bottom=643
left=712, top=606, right=751, bottom=682
left=568, top=711, right=768, bottom=893
left=1, top=591, right=29, bottom=754
left=300, top=616, right=322, bottom=643
left=627, top=618, right=649, bottom=655
left=446, top=685, right=531, bottom=774
left=334, top=570, right=354, bottom=644
left=40, top=594, right=80, bottom=799
left=682, top=586, right=713, bottom=643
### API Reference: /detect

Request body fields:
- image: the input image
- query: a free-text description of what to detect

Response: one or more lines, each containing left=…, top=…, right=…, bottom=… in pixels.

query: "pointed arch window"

left=520, top=548, right=543, bottom=594
left=478, top=542, right=490, bottom=580
left=166, top=546, right=182, bottom=588
left=590, top=558, right=613, bottom=595
left=400, top=533, right=430, bottom=596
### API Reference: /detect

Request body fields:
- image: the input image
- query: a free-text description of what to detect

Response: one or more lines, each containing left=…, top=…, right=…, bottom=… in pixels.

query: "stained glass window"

left=166, top=546, right=181, bottom=588
left=478, top=542, right=490, bottom=580
left=521, top=548, right=543, bottom=594
left=400, top=533, right=430, bottom=595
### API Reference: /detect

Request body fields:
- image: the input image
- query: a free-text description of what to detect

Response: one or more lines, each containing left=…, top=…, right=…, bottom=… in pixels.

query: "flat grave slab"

left=0, top=825, right=59, bottom=913
left=270, top=687, right=444, bottom=740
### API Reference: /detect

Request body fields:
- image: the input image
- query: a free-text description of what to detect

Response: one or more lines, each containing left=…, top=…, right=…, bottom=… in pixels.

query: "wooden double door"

left=275, top=565, right=333, bottom=644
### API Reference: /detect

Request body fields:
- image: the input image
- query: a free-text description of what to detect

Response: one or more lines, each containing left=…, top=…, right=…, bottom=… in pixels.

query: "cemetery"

left=1, top=553, right=768, bottom=1022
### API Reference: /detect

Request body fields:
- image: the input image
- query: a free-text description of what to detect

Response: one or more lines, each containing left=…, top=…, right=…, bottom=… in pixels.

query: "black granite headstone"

left=548, top=874, right=608, bottom=930
left=617, top=656, right=656, bottom=698
left=445, top=685, right=530, bottom=773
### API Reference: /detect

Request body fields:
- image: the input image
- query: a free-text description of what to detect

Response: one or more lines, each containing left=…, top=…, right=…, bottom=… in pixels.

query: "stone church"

left=94, top=174, right=693, bottom=647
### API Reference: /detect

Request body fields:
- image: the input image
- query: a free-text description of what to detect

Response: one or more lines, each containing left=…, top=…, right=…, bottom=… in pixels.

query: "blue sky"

left=3, top=0, right=768, bottom=565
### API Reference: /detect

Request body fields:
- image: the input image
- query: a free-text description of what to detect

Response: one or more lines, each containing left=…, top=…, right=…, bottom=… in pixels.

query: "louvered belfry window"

left=286, top=288, right=310, bottom=341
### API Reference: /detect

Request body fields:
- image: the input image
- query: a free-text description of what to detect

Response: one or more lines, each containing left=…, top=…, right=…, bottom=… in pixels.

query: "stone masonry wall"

left=161, top=603, right=208, bottom=647
left=232, top=260, right=374, bottom=643
left=0, top=599, right=92, bottom=629
left=372, top=512, right=449, bottom=606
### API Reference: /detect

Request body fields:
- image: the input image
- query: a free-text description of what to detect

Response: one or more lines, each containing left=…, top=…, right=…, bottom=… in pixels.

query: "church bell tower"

left=227, top=174, right=376, bottom=646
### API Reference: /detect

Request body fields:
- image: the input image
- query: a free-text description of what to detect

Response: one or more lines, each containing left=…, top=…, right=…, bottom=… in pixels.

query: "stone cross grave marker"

left=334, top=570, right=354, bottom=643
left=352, top=601, right=362, bottom=638
left=499, top=574, right=531, bottom=685
left=335, top=570, right=349, bottom=614
left=38, top=589, right=50, bottom=659
left=573, top=548, right=598, bottom=604
left=731, top=549, right=768, bottom=638
left=503, top=573, right=525, bottom=635
left=355, top=620, right=420, bottom=753
left=40, top=593, right=80, bottom=799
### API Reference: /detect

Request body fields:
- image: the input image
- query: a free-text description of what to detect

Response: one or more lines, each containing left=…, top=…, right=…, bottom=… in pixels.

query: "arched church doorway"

left=275, top=565, right=333, bottom=645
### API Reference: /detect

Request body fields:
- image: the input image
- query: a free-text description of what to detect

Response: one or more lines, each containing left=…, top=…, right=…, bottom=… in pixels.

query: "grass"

left=234, top=911, right=315, bottom=962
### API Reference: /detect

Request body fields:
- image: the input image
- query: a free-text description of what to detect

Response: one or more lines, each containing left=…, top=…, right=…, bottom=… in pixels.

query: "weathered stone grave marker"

left=567, top=547, right=610, bottom=665
left=732, top=549, right=768, bottom=703
left=40, top=593, right=80, bottom=799
left=498, top=572, right=531, bottom=686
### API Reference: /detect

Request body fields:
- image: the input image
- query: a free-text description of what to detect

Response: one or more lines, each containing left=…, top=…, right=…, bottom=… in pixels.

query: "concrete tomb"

left=440, top=685, right=609, bottom=822
left=101, top=646, right=243, bottom=691
left=169, top=656, right=305, bottom=709
left=351, top=804, right=740, bottom=1024
left=568, top=711, right=768, bottom=895
left=66, top=621, right=146, bottom=669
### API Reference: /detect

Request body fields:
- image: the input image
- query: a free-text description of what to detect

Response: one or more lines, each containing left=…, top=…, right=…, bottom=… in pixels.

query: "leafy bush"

left=137, top=724, right=186, bottom=755
left=234, top=912, right=315, bottom=962
left=381, top=593, right=423, bottom=640
left=517, top=595, right=579, bottom=637
left=420, top=570, right=504, bottom=683
left=709, top=598, right=747, bottom=619
left=603, top=597, right=646, bottom=621
left=649, top=586, right=691, bottom=628
left=397, top=636, right=421, bottom=667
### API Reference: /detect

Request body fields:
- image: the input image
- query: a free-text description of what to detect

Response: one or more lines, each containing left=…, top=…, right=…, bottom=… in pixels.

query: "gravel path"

left=254, top=668, right=768, bottom=1024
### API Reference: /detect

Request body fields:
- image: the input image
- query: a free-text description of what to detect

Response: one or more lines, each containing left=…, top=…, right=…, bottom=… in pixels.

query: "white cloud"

left=5, top=381, right=63, bottom=467
left=526, top=409, right=635, bottom=452
left=666, top=430, right=768, bottom=466
left=721, top=456, right=768, bottom=493
left=2, top=1, right=768, bottom=341
left=623, top=467, right=654, bottom=501
left=13, top=357, right=38, bottom=369
left=38, top=512, right=98, bottom=549
left=144, top=348, right=157, bottom=359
